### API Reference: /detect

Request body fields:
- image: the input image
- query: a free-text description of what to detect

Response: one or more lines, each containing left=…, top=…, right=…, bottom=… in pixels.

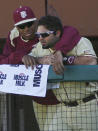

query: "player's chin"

left=42, top=44, right=49, bottom=49
left=41, top=42, right=46, bottom=47
left=24, top=35, right=33, bottom=40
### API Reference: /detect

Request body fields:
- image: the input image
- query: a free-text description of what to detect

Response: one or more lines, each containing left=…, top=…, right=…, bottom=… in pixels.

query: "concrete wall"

left=0, top=0, right=45, bottom=38
left=0, top=0, right=98, bottom=37
left=48, top=0, right=98, bottom=36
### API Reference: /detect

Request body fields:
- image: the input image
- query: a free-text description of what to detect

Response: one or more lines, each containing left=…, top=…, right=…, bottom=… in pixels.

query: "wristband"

left=63, top=56, right=75, bottom=65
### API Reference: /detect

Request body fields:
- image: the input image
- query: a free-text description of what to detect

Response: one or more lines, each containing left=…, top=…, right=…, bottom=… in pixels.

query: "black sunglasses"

left=17, top=21, right=35, bottom=29
left=35, top=31, right=55, bottom=38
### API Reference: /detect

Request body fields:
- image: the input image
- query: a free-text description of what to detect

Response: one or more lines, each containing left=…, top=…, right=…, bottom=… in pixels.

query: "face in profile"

left=17, top=21, right=37, bottom=40
left=36, top=25, right=60, bottom=49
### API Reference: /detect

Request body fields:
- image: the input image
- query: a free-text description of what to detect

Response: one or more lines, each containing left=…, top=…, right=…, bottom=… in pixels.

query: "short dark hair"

left=38, top=15, right=63, bottom=37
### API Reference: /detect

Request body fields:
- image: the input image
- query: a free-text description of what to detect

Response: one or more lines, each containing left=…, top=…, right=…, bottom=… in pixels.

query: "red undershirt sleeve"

left=54, top=26, right=81, bottom=55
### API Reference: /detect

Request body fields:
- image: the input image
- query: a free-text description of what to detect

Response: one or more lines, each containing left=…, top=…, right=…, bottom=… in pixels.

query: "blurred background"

left=0, top=0, right=98, bottom=37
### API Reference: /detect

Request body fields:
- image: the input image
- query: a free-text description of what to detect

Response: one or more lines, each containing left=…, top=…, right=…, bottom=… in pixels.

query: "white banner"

left=0, top=64, right=49, bottom=97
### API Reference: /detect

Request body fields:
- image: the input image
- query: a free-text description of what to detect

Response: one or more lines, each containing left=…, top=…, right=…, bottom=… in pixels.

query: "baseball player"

left=0, top=6, right=80, bottom=68
left=22, top=16, right=97, bottom=131
left=0, top=6, right=84, bottom=130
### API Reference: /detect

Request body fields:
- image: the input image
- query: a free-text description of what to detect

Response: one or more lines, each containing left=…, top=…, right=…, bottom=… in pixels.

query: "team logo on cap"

left=20, top=11, right=27, bottom=18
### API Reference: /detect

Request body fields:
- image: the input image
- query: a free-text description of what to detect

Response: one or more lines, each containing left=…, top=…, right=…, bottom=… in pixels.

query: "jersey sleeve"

left=0, top=31, right=25, bottom=64
left=54, top=26, right=81, bottom=55
left=0, top=32, right=15, bottom=64
left=67, top=37, right=96, bottom=57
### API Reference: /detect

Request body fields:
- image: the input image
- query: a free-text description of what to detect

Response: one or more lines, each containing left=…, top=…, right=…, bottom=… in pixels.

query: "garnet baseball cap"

left=13, top=6, right=37, bottom=26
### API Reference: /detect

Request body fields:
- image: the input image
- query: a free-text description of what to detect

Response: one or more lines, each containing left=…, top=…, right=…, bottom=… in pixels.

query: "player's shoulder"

left=77, top=37, right=92, bottom=46
left=9, top=27, right=19, bottom=47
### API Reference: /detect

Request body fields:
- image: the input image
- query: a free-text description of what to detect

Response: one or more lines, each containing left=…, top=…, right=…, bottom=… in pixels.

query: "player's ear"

left=55, top=30, right=61, bottom=37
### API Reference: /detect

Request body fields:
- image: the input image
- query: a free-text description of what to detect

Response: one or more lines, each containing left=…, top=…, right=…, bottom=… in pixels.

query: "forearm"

left=35, top=57, right=44, bottom=64
left=74, top=56, right=97, bottom=65
left=35, top=56, right=52, bottom=65
left=36, top=54, right=97, bottom=66
left=63, top=56, right=97, bottom=65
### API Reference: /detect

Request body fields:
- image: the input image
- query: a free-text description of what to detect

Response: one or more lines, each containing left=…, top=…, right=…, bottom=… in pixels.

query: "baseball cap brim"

left=14, top=18, right=37, bottom=26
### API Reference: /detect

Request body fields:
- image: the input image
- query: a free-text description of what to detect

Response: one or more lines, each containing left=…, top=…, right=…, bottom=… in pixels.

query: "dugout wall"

left=0, top=0, right=98, bottom=37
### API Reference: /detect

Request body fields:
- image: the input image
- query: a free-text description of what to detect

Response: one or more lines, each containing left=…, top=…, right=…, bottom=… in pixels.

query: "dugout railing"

left=0, top=65, right=98, bottom=131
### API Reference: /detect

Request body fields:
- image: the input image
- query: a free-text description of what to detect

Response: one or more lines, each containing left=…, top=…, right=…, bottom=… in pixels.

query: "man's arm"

left=0, top=31, right=28, bottom=64
left=0, top=33, right=16, bottom=64
left=54, top=26, right=81, bottom=55
left=51, top=51, right=97, bottom=74
left=73, top=56, right=97, bottom=65
left=22, top=54, right=54, bottom=69
left=22, top=51, right=97, bottom=74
